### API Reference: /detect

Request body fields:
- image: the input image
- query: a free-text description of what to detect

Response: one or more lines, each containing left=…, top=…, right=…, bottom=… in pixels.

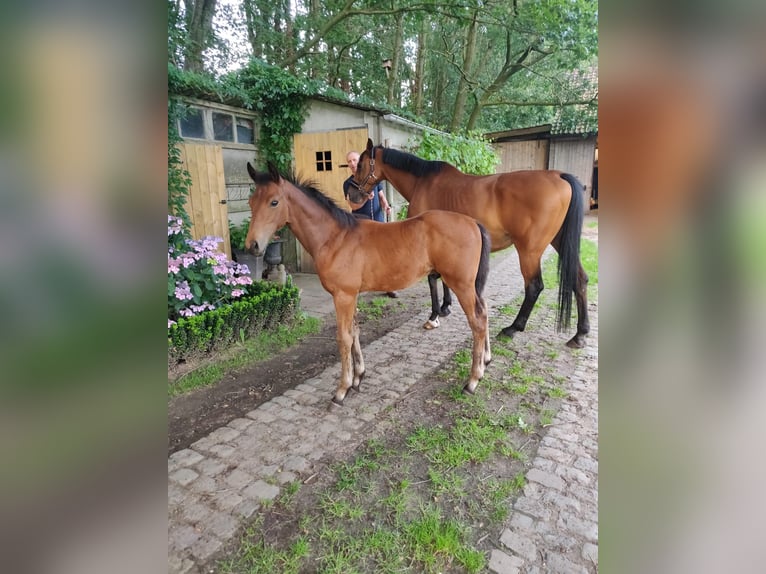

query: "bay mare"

left=351, top=139, right=589, bottom=348
left=245, top=162, right=491, bottom=405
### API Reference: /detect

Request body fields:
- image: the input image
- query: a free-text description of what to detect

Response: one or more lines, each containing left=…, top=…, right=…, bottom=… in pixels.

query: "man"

left=343, top=151, right=391, bottom=221
left=343, top=150, right=397, bottom=298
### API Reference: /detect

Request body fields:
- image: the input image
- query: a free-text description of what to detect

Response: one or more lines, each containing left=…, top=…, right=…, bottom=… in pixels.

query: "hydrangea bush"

left=168, top=215, right=252, bottom=326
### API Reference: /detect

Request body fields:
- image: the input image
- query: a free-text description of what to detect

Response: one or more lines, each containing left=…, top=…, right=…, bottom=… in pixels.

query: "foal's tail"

left=474, top=222, right=491, bottom=316
left=556, top=173, right=585, bottom=332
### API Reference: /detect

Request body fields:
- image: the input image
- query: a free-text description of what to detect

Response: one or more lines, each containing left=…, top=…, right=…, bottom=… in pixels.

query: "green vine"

left=168, top=98, right=192, bottom=230
left=168, top=61, right=311, bottom=174
left=231, top=61, right=310, bottom=173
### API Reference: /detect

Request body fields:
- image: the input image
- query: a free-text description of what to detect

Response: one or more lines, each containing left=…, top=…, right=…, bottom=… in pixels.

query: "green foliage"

left=229, top=60, right=312, bottom=172
left=168, top=280, right=300, bottom=364
left=168, top=62, right=244, bottom=105
left=228, top=218, right=250, bottom=252
left=171, top=1, right=597, bottom=134
left=168, top=99, right=192, bottom=228
left=169, top=61, right=312, bottom=173
left=409, top=131, right=499, bottom=175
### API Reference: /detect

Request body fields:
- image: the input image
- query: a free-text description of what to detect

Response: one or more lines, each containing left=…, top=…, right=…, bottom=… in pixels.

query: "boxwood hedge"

left=168, top=279, right=300, bottom=364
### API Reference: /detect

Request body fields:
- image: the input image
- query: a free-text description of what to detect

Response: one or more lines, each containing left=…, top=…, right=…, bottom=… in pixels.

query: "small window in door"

left=315, top=150, right=332, bottom=172
left=213, top=112, right=234, bottom=142
left=179, top=107, right=205, bottom=139
left=236, top=117, right=254, bottom=144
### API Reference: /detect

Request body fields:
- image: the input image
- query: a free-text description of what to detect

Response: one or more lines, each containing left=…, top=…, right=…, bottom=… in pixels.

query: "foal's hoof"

left=351, top=370, right=366, bottom=392
left=423, top=317, right=440, bottom=330
left=330, top=395, right=345, bottom=408
left=461, top=384, right=475, bottom=396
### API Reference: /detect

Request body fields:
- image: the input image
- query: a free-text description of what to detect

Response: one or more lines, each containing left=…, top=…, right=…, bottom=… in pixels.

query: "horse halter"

left=354, top=154, right=377, bottom=192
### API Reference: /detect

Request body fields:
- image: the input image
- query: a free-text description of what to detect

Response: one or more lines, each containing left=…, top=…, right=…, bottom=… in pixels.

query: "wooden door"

left=178, top=142, right=231, bottom=259
left=293, top=127, right=369, bottom=272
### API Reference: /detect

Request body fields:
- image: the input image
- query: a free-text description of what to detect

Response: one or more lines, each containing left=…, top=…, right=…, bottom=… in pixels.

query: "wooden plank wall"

left=178, top=142, right=232, bottom=259
left=549, top=138, right=596, bottom=212
left=494, top=139, right=549, bottom=172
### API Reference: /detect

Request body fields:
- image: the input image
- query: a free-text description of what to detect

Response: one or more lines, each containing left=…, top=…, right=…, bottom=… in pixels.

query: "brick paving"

left=490, top=314, right=598, bottom=573
left=168, top=222, right=598, bottom=573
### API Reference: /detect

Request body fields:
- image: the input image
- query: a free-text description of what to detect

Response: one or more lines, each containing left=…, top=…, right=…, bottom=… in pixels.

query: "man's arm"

left=377, top=186, right=391, bottom=216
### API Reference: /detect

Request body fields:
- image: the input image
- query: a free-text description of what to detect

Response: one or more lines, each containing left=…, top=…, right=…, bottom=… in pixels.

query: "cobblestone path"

left=169, top=241, right=598, bottom=574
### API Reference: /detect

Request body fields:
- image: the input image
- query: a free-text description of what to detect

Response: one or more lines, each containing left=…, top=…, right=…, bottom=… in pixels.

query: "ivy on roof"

left=168, top=62, right=426, bottom=125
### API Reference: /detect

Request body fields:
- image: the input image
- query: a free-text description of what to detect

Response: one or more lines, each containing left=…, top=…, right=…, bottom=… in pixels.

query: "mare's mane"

left=377, top=146, right=447, bottom=177
left=252, top=169, right=358, bottom=229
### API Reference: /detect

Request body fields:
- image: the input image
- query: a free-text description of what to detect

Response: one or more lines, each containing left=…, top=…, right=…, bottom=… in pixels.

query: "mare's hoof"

left=423, top=317, right=440, bottom=330
left=438, top=307, right=451, bottom=318
left=497, top=327, right=518, bottom=340
left=566, top=334, right=587, bottom=349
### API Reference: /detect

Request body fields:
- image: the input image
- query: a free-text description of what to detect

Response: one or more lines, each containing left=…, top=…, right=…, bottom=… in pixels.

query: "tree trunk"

left=412, top=18, right=428, bottom=116
left=449, top=10, right=479, bottom=132
left=386, top=13, right=405, bottom=106
left=242, top=0, right=260, bottom=59
left=282, top=0, right=295, bottom=71
left=184, top=0, right=218, bottom=73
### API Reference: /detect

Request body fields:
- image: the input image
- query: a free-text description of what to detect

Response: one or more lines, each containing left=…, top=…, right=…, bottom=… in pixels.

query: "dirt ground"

left=168, top=288, right=433, bottom=456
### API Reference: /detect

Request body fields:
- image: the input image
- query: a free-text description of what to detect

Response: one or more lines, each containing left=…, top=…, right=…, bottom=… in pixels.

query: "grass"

left=168, top=315, right=321, bottom=396
left=497, top=303, right=518, bottom=316
left=451, top=348, right=472, bottom=379
left=546, top=386, right=568, bottom=399
left=356, top=296, right=390, bottom=320
left=278, top=481, right=302, bottom=506
left=482, top=473, right=527, bottom=522
left=222, top=400, right=527, bottom=574
left=217, top=237, right=599, bottom=574
left=219, top=520, right=309, bottom=574
left=539, top=409, right=556, bottom=426
left=579, top=238, right=599, bottom=298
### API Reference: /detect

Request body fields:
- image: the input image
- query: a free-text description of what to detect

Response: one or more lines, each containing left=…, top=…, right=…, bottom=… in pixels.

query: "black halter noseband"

left=353, top=154, right=378, bottom=193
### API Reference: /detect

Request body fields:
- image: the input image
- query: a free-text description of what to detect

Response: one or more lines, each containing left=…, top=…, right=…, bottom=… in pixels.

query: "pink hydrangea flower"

left=174, top=280, right=193, bottom=301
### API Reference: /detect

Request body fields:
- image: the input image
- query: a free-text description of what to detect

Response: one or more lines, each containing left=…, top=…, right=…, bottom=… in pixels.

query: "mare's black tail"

left=474, top=222, right=491, bottom=316
left=556, top=173, right=584, bottom=332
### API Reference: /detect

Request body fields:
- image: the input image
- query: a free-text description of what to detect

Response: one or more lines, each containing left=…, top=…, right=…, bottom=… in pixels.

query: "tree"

left=168, top=0, right=598, bottom=134
left=182, top=0, right=219, bottom=73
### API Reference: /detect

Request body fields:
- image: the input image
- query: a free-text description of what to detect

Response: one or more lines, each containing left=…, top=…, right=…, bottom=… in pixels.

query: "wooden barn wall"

left=494, top=139, right=549, bottom=173
left=548, top=138, right=596, bottom=212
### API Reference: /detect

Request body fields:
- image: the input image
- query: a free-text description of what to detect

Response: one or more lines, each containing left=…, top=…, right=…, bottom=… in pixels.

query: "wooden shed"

left=173, top=94, right=443, bottom=272
left=486, top=124, right=598, bottom=213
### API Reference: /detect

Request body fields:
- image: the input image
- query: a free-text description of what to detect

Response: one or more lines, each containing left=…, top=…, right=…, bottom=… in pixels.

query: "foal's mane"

left=377, top=146, right=447, bottom=177
left=255, top=169, right=359, bottom=228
